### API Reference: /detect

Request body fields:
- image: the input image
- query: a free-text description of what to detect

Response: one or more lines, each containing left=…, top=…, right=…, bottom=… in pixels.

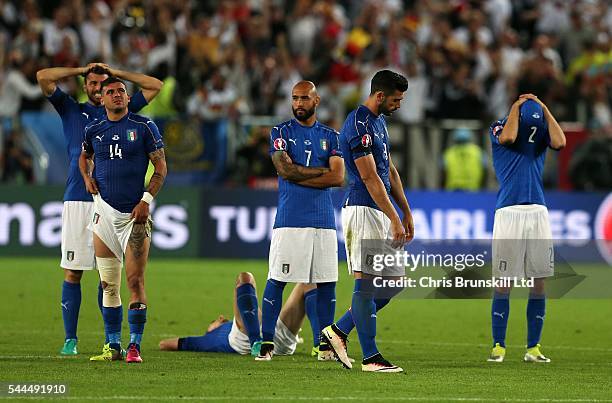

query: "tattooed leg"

left=125, top=223, right=151, bottom=305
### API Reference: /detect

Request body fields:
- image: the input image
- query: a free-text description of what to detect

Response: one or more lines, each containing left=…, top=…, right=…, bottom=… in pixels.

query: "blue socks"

left=336, top=286, right=399, bottom=336
left=316, top=282, right=336, bottom=342
left=261, top=279, right=286, bottom=342
left=304, top=288, right=319, bottom=347
left=61, top=281, right=81, bottom=340
left=527, top=294, right=546, bottom=348
left=491, top=292, right=510, bottom=347
left=351, top=279, right=378, bottom=359
left=236, top=283, right=261, bottom=345
left=97, top=282, right=108, bottom=343
left=103, top=305, right=123, bottom=350
left=128, top=302, right=147, bottom=347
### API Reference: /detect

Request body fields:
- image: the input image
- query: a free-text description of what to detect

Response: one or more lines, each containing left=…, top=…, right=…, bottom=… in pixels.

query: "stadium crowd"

left=0, top=0, right=610, bottom=188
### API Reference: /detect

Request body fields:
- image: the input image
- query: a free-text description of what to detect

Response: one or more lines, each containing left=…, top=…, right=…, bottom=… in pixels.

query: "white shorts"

left=492, top=204, right=554, bottom=279
left=342, top=206, right=405, bottom=276
left=227, top=317, right=298, bottom=355
left=60, top=201, right=95, bottom=270
left=91, top=194, right=142, bottom=262
left=268, top=227, right=338, bottom=283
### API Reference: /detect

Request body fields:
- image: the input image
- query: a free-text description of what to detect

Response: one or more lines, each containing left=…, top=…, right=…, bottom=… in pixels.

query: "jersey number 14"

left=109, top=143, right=123, bottom=159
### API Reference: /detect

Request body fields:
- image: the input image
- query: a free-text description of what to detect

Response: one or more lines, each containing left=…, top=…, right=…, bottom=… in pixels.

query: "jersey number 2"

left=528, top=126, right=537, bottom=143
left=109, top=144, right=123, bottom=159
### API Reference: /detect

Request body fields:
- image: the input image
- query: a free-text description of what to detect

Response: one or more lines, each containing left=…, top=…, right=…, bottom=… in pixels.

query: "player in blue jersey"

left=79, top=77, right=167, bottom=363
left=322, top=70, right=414, bottom=373
left=36, top=63, right=162, bottom=356
left=487, top=94, right=566, bottom=363
left=255, top=81, right=345, bottom=361
left=159, top=272, right=313, bottom=357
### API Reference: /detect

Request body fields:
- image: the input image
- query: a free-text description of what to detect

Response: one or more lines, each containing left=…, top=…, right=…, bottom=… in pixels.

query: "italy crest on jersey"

left=320, top=139, right=328, bottom=151
left=127, top=129, right=137, bottom=142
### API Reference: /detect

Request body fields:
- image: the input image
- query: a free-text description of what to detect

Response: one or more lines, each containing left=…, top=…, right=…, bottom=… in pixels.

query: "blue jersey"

left=269, top=119, right=342, bottom=229
left=83, top=112, right=163, bottom=213
left=339, top=105, right=390, bottom=209
left=46, top=87, right=148, bottom=202
left=178, top=321, right=236, bottom=353
left=490, top=100, right=550, bottom=210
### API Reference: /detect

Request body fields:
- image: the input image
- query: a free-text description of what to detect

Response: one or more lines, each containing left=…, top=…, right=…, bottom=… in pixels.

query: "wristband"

left=141, top=192, right=154, bottom=205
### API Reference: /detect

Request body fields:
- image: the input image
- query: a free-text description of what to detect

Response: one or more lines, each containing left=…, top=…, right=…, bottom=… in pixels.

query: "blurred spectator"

left=79, top=1, right=113, bottom=61
left=43, top=6, right=80, bottom=57
left=569, top=137, right=612, bottom=190
left=396, top=61, right=428, bottom=125
left=536, top=0, right=571, bottom=36
left=187, top=69, right=238, bottom=121
left=0, top=0, right=607, bottom=190
left=438, top=62, right=483, bottom=119
left=235, top=126, right=278, bottom=189
left=442, top=128, right=486, bottom=191
left=0, top=129, right=33, bottom=184
left=0, top=53, right=42, bottom=124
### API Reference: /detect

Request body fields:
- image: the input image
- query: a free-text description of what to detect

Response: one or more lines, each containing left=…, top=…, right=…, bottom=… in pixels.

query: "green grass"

left=0, top=257, right=611, bottom=402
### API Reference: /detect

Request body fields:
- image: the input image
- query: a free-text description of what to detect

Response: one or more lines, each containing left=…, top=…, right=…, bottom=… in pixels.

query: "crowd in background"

left=0, top=0, right=610, bottom=188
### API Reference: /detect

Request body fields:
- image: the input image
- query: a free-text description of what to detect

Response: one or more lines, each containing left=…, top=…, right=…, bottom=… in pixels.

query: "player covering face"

left=79, top=76, right=167, bottom=364
left=487, top=94, right=566, bottom=364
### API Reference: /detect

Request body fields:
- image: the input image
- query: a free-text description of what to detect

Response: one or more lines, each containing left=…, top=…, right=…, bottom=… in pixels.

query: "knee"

left=127, top=274, right=145, bottom=292
left=64, top=269, right=83, bottom=283
left=97, top=257, right=122, bottom=307
left=236, top=272, right=255, bottom=287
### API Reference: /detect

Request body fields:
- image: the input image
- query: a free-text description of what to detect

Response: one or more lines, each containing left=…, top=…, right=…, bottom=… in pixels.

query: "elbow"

left=35, top=70, right=45, bottom=83
left=551, top=140, right=566, bottom=150
left=551, top=135, right=566, bottom=150
left=359, top=172, right=376, bottom=185
left=498, top=135, right=516, bottom=145
left=152, top=78, right=163, bottom=92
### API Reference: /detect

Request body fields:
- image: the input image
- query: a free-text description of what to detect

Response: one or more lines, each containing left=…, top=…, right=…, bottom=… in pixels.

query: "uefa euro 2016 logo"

left=273, top=138, right=287, bottom=151
left=595, top=193, right=612, bottom=265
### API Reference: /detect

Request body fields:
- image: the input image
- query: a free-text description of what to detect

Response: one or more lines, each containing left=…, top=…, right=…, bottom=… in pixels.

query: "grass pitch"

left=0, top=257, right=611, bottom=402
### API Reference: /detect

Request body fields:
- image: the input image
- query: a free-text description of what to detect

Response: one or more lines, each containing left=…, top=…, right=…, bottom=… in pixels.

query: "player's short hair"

left=83, top=65, right=110, bottom=83
left=100, top=76, right=127, bottom=92
left=370, top=70, right=408, bottom=96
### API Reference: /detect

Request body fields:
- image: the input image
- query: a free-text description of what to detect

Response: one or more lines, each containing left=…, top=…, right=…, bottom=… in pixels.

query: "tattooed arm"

left=271, top=151, right=329, bottom=182
left=146, top=148, right=167, bottom=196
left=130, top=148, right=167, bottom=224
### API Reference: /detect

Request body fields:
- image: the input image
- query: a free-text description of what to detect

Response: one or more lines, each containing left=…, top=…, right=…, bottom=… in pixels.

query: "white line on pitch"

left=1, top=396, right=611, bottom=402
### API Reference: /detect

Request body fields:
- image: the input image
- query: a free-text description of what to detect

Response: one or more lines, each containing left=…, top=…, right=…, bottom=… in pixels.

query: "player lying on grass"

left=159, top=272, right=330, bottom=357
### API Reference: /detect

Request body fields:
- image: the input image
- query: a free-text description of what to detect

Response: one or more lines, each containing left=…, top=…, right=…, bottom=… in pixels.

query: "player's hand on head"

left=519, top=93, right=546, bottom=108
left=95, top=63, right=113, bottom=74
left=131, top=201, right=150, bottom=224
